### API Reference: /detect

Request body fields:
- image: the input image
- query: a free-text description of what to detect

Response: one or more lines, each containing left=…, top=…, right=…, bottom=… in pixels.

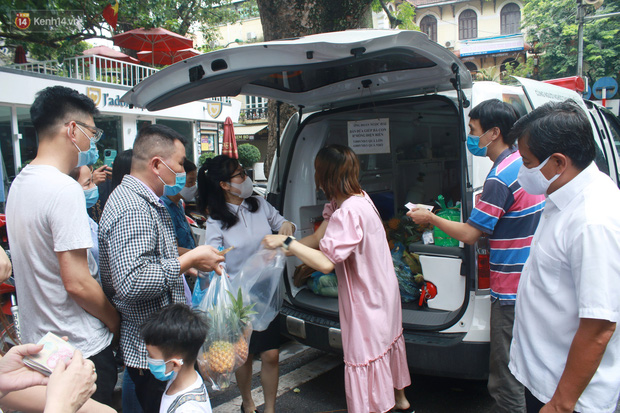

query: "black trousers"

left=525, top=388, right=580, bottom=413
left=88, top=343, right=118, bottom=406
left=127, top=366, right=167, bottom=413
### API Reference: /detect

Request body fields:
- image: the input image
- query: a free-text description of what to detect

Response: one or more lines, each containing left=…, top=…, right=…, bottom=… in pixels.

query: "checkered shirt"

left=99, top=175, right=184, bottom=369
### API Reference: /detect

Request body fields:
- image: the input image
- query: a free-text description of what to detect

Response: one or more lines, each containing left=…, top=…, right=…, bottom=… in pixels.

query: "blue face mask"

left=147, top=356, right=183, bottom=382
left=158, top=159, right=186, bottom=196
left=73, top=127, right=100, bottom=167
left=84, top=186, right=99, bottom=209
left=466, top=130, right=491, bottom=157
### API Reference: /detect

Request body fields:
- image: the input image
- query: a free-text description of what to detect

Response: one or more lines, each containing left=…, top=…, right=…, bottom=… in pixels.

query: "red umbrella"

left=14, top=45, right=27, bottom=64
left=222, top=117, right=238, bottom=159
left=83, top=45, right=140, bottom=64
left=136, top=48, right=201, bottom=66
left=113, top=28, right=193, bottom=59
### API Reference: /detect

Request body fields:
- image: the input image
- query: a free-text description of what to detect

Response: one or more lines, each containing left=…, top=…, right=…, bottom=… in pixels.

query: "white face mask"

left=229, top=177, right=253, bottom=199
left=517, top=156, right=560, bottom=195
left=179, top=184, right=198, bottom=201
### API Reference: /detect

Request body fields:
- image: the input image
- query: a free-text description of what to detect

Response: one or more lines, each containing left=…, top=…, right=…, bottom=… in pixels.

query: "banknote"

left=23, top=332, right=76, bottom=376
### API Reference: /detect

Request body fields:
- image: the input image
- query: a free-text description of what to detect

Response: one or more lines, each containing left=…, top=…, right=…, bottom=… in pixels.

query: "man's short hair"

left=30, top=86, right=98, bottom=139
left=132, top=124, right=188, bottom=163
left=469, top=99, right=520, bottom=146
left=509, top=100, right=595, bottom=170
left=141, top=303, right=208, bottom=363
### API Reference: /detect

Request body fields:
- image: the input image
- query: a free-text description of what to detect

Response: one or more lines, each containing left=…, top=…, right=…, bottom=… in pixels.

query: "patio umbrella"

left=136, top=48, right=201, bottom=66
left=83, top=45, right=140, bottom=64
left=222, top=117, right=238, bottom=159
left=112, top=28, right=193, bottom=65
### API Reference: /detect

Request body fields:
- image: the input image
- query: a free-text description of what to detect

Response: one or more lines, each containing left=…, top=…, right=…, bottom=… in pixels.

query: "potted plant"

left=198, top=151, right=216, bottom=167
left=237, top=144, right=261, bottom=180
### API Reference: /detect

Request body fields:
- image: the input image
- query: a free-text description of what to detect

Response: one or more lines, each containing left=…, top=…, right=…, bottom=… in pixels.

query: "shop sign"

left=86, top=87, right=131, bottom=108
left=207, top=102, right=223, bottom=118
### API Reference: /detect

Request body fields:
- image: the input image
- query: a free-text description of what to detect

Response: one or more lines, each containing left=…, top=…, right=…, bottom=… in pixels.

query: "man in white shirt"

left=6, top=86, right=120, bottom=405
left=508, top=100, right=620, bottom=413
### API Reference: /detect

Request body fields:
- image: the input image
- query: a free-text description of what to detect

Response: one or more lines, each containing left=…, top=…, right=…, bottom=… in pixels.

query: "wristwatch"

left=282, top=236, right=296, bottom=251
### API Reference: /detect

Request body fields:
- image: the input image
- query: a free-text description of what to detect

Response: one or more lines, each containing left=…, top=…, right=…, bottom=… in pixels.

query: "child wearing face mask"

left=197, top=155, right=295, bottom=413
left=141, top=303, right=211, bottom=413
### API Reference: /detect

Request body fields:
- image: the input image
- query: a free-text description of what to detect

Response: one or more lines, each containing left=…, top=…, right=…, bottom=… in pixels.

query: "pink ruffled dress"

left=319, top=193, right=411, bottom=413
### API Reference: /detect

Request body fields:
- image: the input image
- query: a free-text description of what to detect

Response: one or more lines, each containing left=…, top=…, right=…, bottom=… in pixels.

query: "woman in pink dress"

left=263, top=145, right=412, bottom=413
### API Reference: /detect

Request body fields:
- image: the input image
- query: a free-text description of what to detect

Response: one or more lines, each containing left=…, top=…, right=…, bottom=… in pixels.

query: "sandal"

left=240, top=403, right=258, bottom=413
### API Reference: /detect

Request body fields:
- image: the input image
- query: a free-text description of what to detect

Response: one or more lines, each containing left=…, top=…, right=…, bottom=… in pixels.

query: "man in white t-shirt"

left=509, top=100, right=620, bottom=413
left=6, top=86, right=120, bottom=406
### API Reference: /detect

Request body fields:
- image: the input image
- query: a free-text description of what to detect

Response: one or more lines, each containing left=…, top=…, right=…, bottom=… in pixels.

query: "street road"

left=210, top=341, right=495, bottom=413
left=114, top=340, right=620, bottom=412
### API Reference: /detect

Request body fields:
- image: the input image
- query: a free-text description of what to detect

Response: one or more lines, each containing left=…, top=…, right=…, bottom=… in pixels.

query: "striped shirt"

left=467, top=147, right=545, bottom=305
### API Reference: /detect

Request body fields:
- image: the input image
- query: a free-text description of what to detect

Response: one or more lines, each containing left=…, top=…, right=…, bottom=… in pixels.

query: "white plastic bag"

left=196, top=269, right=255, bottom=390
left=232, top=247, right=286, bottom=332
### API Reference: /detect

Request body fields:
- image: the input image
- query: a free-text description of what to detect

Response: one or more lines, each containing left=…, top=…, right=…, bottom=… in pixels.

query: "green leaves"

left=522, top=0, right=620, bottom=82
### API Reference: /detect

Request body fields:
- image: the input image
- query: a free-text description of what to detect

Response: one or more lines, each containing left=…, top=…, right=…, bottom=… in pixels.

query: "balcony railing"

left=241, top=106, right=268, bottom=121
left=9, top=55, right=158, bottom=87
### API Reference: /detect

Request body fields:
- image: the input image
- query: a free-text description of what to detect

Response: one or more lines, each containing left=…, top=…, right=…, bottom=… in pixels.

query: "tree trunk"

left=256, top=0, right=374, bottom=177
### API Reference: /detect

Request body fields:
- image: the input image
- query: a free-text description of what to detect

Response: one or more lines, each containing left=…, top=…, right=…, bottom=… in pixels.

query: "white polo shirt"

left=509, top=163, right=620, bottom=413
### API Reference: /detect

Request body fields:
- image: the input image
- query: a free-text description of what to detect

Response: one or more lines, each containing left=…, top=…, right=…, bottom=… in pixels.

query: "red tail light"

left=477, top=252, right=490, bottom=289
left=312, top=218, right=323, bottom=233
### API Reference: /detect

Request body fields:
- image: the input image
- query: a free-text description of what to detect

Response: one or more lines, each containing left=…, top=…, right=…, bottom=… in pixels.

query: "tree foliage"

left=0, top=0, right=256, bottom=60
left=371, top=0, right=419, bottom=30
left=521, top=0, right=620, bottom=82
left=393, top=2, right=419, bottom=31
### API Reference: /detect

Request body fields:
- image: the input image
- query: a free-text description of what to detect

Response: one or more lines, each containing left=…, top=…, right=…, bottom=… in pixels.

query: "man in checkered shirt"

left=99, top=124, right=223, bottom=413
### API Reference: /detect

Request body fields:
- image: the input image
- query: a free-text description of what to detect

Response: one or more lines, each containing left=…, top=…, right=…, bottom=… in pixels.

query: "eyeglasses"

left=230, top=169, right=247, bottom=180
left=66, top=121, right=104, bottom=143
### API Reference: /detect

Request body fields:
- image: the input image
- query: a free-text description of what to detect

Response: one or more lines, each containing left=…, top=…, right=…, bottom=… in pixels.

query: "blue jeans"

left=122, top=368, right=144, bottom=413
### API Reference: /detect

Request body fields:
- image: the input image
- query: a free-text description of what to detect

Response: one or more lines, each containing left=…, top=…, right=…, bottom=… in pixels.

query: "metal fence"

left=9, top=55, right=158, bottom=87
left=241, top=106, right=268, bottom=121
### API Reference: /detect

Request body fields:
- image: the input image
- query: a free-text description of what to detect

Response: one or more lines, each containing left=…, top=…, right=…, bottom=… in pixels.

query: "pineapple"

left=234, top=335, right=249, bottom=363
left=205, top=340, right=235, bottom=373
left=227, top=288, right=257, bottom=365
left=204, top=302, right=236, bottom=375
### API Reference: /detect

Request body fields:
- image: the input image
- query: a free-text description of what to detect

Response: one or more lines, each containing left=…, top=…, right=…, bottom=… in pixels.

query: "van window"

left=251, top=49, right=437, bottom=93
left=310, top=98, right=462, bottom=220
left=601, top=111, right=620, bottom=155
left=601, top=110, right=620, bottom=183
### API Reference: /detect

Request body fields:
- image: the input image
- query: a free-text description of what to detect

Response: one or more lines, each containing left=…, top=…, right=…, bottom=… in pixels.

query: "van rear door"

left=515, top=76, right=619, bottom=185
left=122, top=30, right=471, bottom=112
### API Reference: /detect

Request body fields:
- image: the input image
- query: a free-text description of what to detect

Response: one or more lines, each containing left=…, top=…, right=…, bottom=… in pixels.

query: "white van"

left=123, top=29, right=620, bottom=379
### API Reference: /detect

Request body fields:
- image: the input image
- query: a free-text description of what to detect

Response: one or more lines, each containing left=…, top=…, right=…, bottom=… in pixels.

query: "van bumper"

left=280, top=304, right=489, bottom=381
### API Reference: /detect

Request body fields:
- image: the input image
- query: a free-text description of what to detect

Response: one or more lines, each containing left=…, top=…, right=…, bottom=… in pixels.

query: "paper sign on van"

left=347, top=118, right=390, bottom=155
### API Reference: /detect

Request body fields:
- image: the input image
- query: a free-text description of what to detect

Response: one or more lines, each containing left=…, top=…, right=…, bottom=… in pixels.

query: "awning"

left=456, top=34, right=528, bottom=58
left=234, top=124, right=268, bottom=138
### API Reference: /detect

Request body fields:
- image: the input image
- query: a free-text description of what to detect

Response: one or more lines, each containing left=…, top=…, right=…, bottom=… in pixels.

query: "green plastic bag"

left=434, top=195, right=460, bottom=247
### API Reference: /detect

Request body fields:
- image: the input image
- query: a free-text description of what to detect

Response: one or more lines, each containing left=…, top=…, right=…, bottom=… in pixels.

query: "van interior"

left=283, top=96, right=472, bottom=331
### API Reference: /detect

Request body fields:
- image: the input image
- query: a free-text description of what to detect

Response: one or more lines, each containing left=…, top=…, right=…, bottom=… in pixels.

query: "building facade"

left=410, top=0, right=527, bottom=76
